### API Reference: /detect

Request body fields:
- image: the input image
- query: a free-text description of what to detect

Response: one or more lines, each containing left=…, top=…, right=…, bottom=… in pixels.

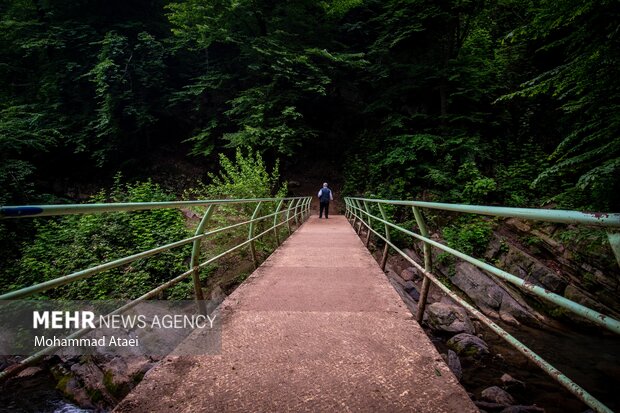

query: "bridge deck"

left=115, top=215, right=477, bottom=412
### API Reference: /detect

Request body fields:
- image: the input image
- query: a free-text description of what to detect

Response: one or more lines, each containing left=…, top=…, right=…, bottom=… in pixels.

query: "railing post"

left=413, top=206, right=432, bottom=323
left=249, top=201, right=263, bottom=270
left=293, top=198, right=301, bottom=226
left=190, top=204, right=216, bottom=314
left=351, top=199, right=359, bottom=226
left=273, top=199, right=284, bottom=246
left=363, top=201, right=372, bottom=247
left=303, top=197, right=310, bottom=220
left=285, top=199, right=294, bottom=235
left=378, top=203, right=390, bottom=270
left=355, top=200, right=364, bottom=234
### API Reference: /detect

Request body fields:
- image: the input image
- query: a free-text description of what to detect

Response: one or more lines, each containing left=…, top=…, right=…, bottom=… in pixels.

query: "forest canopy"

left=1, top=0, right=618, bottom=210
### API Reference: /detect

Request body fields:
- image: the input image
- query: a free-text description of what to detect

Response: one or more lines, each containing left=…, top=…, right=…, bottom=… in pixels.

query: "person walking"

left=318, top=182, right=333, bottom=219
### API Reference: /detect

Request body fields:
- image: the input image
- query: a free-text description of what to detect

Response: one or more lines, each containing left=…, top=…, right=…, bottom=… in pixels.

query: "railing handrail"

left=344, top=196, right=619, bottom=413
left=347, top=197, right=620, bottom=227
left=0, top=196, right=309, bottom=219
left=0, top=196, right=313, bottom=382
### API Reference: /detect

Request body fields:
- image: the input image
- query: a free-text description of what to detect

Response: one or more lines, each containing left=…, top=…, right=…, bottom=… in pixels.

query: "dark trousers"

left=319, top=201, right=330, bottom=218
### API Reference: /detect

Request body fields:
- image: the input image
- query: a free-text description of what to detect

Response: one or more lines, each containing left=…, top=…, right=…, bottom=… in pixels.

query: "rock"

left=181, top=208, right=200, bottom=220
left=447, top=333, right=489, bottom=358
left=452, top=262, right=539, bottom=326
left=102, top=356, right=155, bottom=399
left=63, top=376, right=96, bottom=409
left=501, top=373, right=525, bottom=389
left=475, top=401, right=507, bottom=411
left=16, top=366, right=44, bottom=378
left=400, top=267, right=417, bottom=281
left=505, top=218, right=531, bottom=233
left=69, top=359, right=116, bottom=405
left=387, top=269, right=416, bottom=291
left=402, top=248, right=422, bottom=263
left=564, top=285, right=604, bottom=312
left=407, top=286, right=420, bottom=301
left=209, top=285, right=227, bottom=304
left=452, top=262, right=504, bottom=314
left=500, top=406, right=545, bottom=413
left=426, top=302, right=475, bottom=334
left=499, top=298, right=535, bottom=326
left=447, top=350, right=462, bottom=381
left=481, top=386, right=515, bottom=405
left=386, top=277, right=419, bottom=314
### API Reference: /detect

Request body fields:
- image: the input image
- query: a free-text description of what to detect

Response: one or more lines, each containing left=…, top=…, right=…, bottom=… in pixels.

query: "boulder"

left=500, top=373, right=525, bottom=390
left=452, top=262, right=504, bottom=315
left=447, top=350, right=462, bottom=381
left=452, top=262, right=539, bottom=326
left=402, top=248, right=422, bottom=263
left=400, top=267, right=417, bottom=281
left=564, top=285, right=604, bottom=313
left=65, top=359, right=117, bottom=407
left=407, top=285, right=420, bottom=301
left=386, top=277, right=419, bottom=315
left=426, top=302, right=474, bottom=334
left=481, top=386, right=515, bottom=405
left=447, top=333, right=489, bottom=358
left=102, top=356, right=155, bottom=399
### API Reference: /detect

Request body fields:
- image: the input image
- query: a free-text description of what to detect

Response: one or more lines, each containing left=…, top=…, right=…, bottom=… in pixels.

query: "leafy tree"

left=166, top=0, right=366, bottom=158
left=499, top=0, right=620, bottom=209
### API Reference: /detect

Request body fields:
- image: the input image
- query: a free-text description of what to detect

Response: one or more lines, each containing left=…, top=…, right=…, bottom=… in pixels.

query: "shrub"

left=184, top=147, right=288, bottom=267
left=13, top=176, right=191, bottom=299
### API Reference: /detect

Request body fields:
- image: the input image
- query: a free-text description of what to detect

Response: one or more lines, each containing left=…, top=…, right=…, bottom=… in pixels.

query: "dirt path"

left=114, top=215, right=476, bottom=412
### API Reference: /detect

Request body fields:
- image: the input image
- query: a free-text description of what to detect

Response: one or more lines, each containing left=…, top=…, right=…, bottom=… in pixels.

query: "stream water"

left=0, top=372, right=94, bottom=413
left=433, top=321, right=620, bottom=412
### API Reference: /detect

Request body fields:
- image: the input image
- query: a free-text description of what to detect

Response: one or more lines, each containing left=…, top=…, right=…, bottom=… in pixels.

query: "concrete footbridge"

left=1, top=196, right=619, bottom=412
left=114, top=215, right=475, bottom=412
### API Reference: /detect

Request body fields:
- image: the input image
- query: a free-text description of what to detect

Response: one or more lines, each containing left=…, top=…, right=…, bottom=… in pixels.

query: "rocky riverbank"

left=380, top=217, right=620, bottom=413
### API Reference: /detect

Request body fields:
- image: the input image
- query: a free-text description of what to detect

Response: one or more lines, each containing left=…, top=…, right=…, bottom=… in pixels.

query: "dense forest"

left=1, top=0, right=618, bottom=211
left=1, top=1, right=619, bottom=410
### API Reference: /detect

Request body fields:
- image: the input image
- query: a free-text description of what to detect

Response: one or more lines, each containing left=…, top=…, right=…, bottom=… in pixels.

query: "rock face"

left=446, top=333, right=489, bottom=358
left=495, top=219, right=620, bottom=321
left=426, top=302, right=475, bottom=334
left=451, top=262, right=541, bottom=326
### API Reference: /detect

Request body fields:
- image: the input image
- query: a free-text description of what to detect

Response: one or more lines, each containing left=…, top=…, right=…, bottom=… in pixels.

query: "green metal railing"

left=0, top=196, right=312, bottom=380
left=345, top=197, right=620, bottom=413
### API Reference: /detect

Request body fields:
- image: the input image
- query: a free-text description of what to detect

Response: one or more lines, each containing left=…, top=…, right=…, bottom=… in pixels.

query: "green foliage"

left=85, top=30, right=167, bottom=164
left=1, top=0, right=618, bottom=239
left=187, top=147, right=287, bottom=201
left=11, top=177, right=190, bottom=299
left=499, top=0, right=620, bottom=210
left=457, top=162, right=497, bottom=205
left=166, top=0, right=366, bottom=158
left=442, top=217, right=493, bottom=257
left=185, top=148, right=287, bottom=261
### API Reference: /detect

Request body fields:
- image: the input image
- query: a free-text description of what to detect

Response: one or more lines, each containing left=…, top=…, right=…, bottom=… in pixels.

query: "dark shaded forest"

left=1, top=2, right=619, bottom=410
left=1, top=0, right=619, bottom=207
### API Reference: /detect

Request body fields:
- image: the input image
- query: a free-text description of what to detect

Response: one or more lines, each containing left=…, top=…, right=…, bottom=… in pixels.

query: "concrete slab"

left=114, top=215, right=477, bottom=413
